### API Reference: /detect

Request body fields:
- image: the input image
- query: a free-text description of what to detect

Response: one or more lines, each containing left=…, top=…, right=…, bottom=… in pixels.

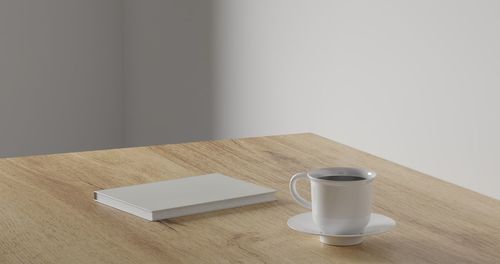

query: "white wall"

left=123, top=0, right=215, bottom=147
left=0, top=0, right=124, bottom=157
left=212, top=0, right=500, bottom=199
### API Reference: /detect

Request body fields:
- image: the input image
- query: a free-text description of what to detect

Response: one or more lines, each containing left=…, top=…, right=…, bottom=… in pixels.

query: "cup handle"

left=289, top=172, right=312, bottom=209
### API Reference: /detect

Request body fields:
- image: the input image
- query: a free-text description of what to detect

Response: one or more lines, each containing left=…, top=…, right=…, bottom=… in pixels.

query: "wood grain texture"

left=0, top=133, right=499, bottom=263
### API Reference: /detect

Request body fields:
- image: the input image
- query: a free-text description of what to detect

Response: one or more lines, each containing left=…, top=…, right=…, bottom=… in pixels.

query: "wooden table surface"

left=1, top=133, right=499, bottom=263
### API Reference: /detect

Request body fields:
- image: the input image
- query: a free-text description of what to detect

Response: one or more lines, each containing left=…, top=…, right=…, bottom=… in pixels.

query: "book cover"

left=94, top=173, right=277, bottom=221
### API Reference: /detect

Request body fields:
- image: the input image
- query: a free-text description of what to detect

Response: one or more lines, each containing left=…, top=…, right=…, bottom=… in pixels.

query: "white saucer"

left=287, top=213, right=396, bottom=246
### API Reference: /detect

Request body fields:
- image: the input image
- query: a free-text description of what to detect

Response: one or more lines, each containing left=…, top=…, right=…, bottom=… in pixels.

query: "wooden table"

left=1, top=133, right=499, bottom=263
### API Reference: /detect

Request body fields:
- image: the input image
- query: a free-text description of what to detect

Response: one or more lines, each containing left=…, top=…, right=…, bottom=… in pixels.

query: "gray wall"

left=123, top=0, right=214, bottom=147
left=1, top=1, right=498, bottom=199
left=0, top=0, right=124, bottom=157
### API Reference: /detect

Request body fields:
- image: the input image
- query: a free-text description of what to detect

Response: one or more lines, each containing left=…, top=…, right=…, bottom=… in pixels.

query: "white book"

left=94, top=173, right=276, bottom=221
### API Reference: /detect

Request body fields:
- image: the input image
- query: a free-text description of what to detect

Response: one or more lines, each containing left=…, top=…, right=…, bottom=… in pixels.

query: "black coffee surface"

left=318, top=175, right=366, bottom=181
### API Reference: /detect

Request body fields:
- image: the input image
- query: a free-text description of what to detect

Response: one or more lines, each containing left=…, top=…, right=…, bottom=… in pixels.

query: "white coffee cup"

left=289, top=167, right=376, bottom=235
